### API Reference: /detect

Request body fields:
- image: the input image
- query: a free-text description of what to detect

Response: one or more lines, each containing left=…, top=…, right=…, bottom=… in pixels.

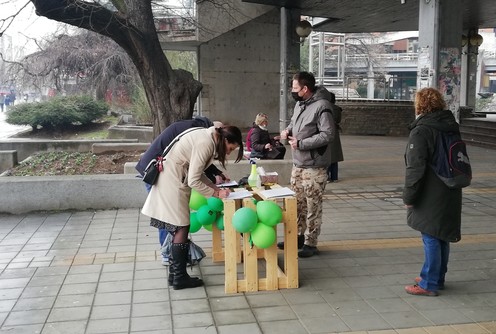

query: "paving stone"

left=47, top=306, right=91, bottom=322
left=13, top=296, right=56, bottom=311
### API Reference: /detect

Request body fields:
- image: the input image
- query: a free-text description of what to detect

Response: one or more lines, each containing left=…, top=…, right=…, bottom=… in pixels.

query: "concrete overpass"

left=241, top=0, right=496, bottom=32
left=156, top=1, right=496, bottom=133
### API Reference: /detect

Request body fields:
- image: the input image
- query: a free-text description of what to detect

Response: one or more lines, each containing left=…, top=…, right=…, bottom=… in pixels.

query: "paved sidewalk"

left=0, top=135, right=495, bottom=334
left=0, top=112, right=30, bottom=139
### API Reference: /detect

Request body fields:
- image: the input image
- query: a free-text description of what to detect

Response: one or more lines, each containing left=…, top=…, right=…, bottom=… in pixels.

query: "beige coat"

left=141, top=127, right=217, bottom=226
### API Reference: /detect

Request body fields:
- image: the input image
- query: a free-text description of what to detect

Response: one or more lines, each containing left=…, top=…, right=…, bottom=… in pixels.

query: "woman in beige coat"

left=142, top=125, right=243, bottom=290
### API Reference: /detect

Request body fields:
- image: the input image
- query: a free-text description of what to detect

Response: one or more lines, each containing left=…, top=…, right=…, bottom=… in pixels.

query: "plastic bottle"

left=248, top=159, right=259, bottom=187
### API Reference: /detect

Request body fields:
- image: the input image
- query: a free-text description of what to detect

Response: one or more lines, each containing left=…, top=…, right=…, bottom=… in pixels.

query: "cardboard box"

left=257, top=167, right=278, bottom=185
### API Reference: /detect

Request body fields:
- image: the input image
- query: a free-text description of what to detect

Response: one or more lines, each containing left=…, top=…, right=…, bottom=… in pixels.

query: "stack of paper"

left=259, top=187, right=295, bottom=198
left=226, top=189, right=253, bottom=200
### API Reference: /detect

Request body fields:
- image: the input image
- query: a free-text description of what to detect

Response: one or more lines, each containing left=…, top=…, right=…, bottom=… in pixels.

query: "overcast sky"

left=1, top=1, right=63, bottom=57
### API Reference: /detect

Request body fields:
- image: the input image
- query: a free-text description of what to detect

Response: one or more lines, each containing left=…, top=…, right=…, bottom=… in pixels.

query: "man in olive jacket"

left=403, top=88, right=463, bottom=297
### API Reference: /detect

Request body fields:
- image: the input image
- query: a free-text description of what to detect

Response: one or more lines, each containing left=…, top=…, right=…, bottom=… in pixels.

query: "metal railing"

left=325, top=75, right=417, bottom=101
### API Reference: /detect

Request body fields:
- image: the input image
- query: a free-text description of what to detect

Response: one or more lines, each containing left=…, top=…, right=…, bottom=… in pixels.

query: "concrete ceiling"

left=242, top=0, right=496, bottom=33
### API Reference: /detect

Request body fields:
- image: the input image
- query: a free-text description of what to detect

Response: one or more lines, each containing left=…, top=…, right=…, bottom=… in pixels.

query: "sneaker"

left=161, top=257, right=170, bottom=266
left=298, top=245, right=319, bottom=258
left=277, top=235, right=304, bottom=250
left=414, top=277, right=444, bottom=290
left=404, top=284, right=438, bottom=296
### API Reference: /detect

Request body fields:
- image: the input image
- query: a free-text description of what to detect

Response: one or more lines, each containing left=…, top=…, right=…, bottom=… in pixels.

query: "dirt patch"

left=91, top=152, right=142, bottom=175
left=6, top=151, right=143, bottom=176
left=6, top=122, right=145, bottom=176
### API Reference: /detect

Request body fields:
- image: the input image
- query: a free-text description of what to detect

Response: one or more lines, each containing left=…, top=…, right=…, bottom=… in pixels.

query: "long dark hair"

left=215, top=125, right=244, bottom=168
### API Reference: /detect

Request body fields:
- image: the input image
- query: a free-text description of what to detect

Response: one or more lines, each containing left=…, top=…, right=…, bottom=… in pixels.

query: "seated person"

left=245, top=127, right=254, bottom=152
left=250, top=113, right=286, bottom=159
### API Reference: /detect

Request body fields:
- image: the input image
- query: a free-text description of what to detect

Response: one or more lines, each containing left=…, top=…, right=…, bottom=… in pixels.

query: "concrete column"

left=417, top=0, right=463, bottom=117
left=460, top=35, right=480, bottom=109
left=279, top=9, right=300, bottom=133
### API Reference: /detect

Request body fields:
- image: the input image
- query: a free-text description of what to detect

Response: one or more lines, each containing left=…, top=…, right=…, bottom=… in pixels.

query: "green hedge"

left=6, top=96, right=108, bottom=130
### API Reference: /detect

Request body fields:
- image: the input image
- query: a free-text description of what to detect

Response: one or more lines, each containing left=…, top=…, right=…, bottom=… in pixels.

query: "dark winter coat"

left=329, top=104, right=344, bottom=164
left=402, top=110, right=462, bottom=242
left=249, top=125, right=286, bottom=159
left=135, top=117, right=222, bottom=181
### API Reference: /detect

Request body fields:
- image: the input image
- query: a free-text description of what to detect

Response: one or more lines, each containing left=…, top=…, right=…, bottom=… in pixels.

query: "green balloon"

left=256, top=201, right=283, bottom=226
left=196, top=205, right=216, bottom=225
left=232, top=207, right=258, bottom=233
left=207, top=197, right=224, bottom=212
left=189, top=190, right=207, bottom=211
left=189, top=212, right=202, bottom=233
left=216, top=213, right=224, bottom=231
left=251, top=223, right=276, bottom=249
left=203, top=223, right=213, bottom=232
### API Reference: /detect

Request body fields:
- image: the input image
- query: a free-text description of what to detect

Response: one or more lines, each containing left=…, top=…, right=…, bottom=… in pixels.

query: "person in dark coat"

left=326, top=91, right=344, bottom=182
left=249, top=113, right=286, bottom=159
left=136, top=116, right=227, bottom=265
left=403, top=87, right=463, bottom=297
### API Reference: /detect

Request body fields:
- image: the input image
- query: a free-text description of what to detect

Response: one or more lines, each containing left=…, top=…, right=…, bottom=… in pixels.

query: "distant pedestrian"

left=0, top=94, right=4, bottom=112
left=403, top=87, right=463, bottom=297
left=3, top=94, right=10, bottom=109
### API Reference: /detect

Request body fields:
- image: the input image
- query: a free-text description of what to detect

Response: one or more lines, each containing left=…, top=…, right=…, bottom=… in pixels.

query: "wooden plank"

left=264, top=236, right=279, bottom=290
left=282, top=196, right=299, bottom=288
left=211, top=223, right=224, bottom=263
left=223, top=199, right=240, bottom=293
left=243, top=232, right=258, bottom=292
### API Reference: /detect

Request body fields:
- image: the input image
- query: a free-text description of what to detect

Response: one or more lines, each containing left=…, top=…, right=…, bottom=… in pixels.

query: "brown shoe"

left=405, top=284, right=438, bottom=296
left=414, top=277, right=444, bottom=290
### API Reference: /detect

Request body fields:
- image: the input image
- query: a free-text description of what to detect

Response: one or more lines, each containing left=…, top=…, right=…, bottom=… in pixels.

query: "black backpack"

left=430, top=130, right=472, bottom=188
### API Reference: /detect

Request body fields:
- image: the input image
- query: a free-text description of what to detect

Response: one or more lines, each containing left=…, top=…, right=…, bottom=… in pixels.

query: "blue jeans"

left=419, top=233, right=449, bottom=291
left=327, top=162, right=338, bottom=181
left=145, top=182, right=169, bottom=259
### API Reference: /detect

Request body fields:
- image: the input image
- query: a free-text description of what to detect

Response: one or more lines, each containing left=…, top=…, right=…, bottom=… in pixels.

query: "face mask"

left=291, top=91, right=303, bottom=102
left=259, top=125, right=267, bottom=130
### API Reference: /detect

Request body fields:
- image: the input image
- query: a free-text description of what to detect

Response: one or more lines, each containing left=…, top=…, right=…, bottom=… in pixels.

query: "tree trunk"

left=30, top=0, right=202, bottom=137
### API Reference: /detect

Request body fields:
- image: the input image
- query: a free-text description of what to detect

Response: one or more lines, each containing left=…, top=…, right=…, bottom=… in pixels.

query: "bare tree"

left=27, top=0, right=203, bottom=137
left=9, top=31, right=140, bottom=101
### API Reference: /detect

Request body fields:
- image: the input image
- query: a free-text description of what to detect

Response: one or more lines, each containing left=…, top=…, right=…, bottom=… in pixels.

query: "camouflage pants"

left=290, top=167, right=327, bottom=247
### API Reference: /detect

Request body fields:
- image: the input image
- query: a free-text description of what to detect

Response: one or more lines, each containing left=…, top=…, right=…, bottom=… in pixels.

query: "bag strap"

left=161, top=127, right=204, bottom=158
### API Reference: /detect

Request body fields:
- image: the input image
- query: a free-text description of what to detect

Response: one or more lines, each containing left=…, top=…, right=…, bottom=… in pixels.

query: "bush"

left=6, top=96, right=109, bottom=130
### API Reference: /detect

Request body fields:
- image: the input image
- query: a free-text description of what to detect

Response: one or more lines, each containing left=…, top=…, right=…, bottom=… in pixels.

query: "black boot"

left=277, top=235, right=304, bottom=250
left=171, top=243, right=204, bottom=290
left=168, top=258, right=200, bottom=285
left=168, top=264, right=174, bottom=285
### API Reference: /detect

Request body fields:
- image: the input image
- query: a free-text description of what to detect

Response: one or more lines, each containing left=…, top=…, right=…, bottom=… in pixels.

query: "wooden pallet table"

left=212, top=187, right=299, bottom=293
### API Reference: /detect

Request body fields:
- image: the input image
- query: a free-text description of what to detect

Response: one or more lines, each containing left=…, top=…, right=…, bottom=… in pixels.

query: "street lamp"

left=295, top=20, right=312, bottom=44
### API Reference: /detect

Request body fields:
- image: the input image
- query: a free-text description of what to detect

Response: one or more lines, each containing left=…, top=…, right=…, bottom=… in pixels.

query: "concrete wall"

left=0, top=139, right=139, bottom=163
left=199, top=9, right=282, bottom=132
left=0, top=150, right=17, bottom=172
left=0, top=175, right=148, bottom=214
left=0, top=159, right=293, bottom=214
left=107, top=125, right=153, bottom=143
